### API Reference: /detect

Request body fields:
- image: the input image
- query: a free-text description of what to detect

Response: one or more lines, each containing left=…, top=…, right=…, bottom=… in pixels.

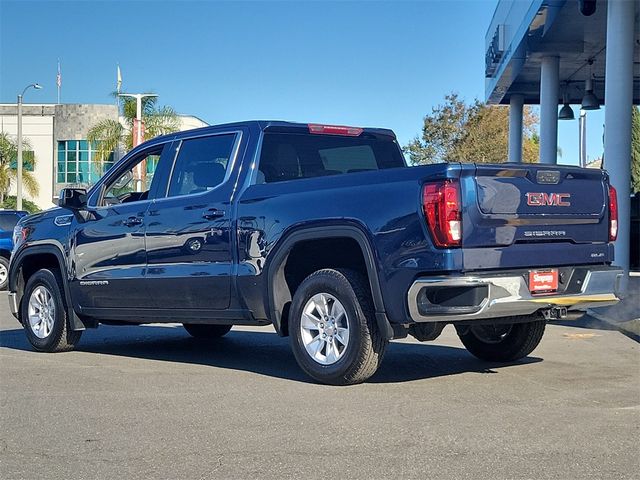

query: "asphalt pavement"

left=0, top=293, right=638, bottom=480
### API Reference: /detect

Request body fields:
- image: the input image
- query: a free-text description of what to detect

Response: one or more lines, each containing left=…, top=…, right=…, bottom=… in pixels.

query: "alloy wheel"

left=299, top=293, right=350, bottom=365
left=27, top=285, right=56, bottom=339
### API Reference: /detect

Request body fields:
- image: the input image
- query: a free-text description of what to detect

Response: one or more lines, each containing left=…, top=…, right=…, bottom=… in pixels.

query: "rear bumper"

left=407, top=266, right=623, bottom=323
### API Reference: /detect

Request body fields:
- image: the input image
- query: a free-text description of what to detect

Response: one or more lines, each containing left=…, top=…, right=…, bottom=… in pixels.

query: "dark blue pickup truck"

left=8, top=121, right=622, bottom=384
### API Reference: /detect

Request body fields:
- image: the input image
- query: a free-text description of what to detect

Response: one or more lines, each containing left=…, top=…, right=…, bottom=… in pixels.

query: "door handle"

left=202, top=208, right=225, bottom=220
left=123, top=216, right=143, bottom=227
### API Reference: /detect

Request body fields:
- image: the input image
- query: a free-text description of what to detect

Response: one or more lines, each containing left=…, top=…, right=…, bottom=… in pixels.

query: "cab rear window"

left=257, top=133, right=405, bottom=184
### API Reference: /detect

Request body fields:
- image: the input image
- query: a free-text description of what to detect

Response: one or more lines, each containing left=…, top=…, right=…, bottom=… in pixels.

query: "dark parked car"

left=0, top=210, right=28, bottom=290
left=7, top=121, right=622, bottom=384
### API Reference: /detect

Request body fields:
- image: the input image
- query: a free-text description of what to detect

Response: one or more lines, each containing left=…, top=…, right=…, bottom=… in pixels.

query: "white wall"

left=177, top=115, right=208, bottom=131
left=0, top=113, right=55, bottom=210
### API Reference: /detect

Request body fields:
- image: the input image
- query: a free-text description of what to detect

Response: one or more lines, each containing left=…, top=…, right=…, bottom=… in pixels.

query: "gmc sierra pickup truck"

left=8, top=121, right=622, bottom=384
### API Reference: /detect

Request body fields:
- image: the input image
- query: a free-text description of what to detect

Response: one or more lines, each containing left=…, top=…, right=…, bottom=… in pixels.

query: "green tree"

left=0, top=132, right=40, bottom=204
left=0, top=195, right=41, bottom=213
left=631, top=106, right=640, bottom=194
left=405, top=93, right=540, bottom=165
left=87, top=93, right=180, bottom=163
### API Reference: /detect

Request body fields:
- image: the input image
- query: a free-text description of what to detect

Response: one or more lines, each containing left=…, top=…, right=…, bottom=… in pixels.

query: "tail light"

left=308, top=124, right=363, bottom=136
left=608, top=184, right=618, bottom=241
left=423, top=180, right=462, bottom=248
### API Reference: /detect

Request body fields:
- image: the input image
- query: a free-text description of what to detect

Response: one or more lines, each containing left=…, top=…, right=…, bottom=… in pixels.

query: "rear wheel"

left=0, top=256, right=8, bottom=290
left=22, top=269, right=81, bottom=352
left=456, top=316, right=546, bottom=362
left=183, top=323, right=232, bottom=339
left=289, top=268, right=387, bottom=385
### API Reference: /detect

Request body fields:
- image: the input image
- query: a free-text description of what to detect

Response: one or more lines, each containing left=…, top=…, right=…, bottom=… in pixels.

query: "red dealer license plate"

left=529, top=269, right=558, bottom=294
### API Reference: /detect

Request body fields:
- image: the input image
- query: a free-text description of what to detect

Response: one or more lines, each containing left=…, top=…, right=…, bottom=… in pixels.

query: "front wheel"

left=289, top=268, right=387, bottom=385
left=456, top=316, right=546, bottom=362
left=21, top=268, right=82, bottom=352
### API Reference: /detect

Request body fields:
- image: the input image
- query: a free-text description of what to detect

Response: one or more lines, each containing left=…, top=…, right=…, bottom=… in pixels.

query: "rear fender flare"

left=266, top=225, right=392, bottom=339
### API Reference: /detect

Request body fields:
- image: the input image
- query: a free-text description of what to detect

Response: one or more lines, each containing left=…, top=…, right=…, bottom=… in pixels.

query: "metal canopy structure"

left=485, top=0, right=640, bottom=105
left=485, top=0, right=639, bottom=290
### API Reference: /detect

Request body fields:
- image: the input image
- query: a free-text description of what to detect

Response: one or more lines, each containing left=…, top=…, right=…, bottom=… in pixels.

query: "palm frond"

left=121, top=98, right=137, bottom=124
left=142, top=95, right=158, bottom=116
left=21, top=171, right=40, bottom=197
left=0, top=133, right=38, bottom=198
left=87, top=119, right=125, bottom=162
left=143, top=106, right=180, bottom=140
left=0, top=170, right=10, bottom=194
left=0, top=132, right=32, bottom=164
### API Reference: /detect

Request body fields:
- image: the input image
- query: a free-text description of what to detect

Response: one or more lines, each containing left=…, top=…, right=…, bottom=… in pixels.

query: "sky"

left=0, top=0, right=604, bottom=165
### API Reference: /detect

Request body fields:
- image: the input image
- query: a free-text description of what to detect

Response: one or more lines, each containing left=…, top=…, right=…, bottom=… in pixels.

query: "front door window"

left=100, top=147, right=164, bottom=206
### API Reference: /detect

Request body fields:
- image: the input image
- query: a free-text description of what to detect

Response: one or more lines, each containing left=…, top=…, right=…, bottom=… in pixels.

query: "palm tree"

left=87, top=93, right=180, bottom=163
left=0, top=132, right=39, bottom=204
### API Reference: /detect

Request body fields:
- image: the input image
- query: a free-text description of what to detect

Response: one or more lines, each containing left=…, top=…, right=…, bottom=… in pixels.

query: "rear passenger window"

left=257, top=132, right=405, bottom=184
left=167, top=134, right=236, bottom=197
left=0, top=214, right=20, bottom=231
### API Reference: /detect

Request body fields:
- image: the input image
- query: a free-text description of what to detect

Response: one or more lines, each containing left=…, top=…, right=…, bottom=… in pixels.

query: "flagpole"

left=56, top=59, right=61, bottom=104
left=116, top=64, right=122, bottom=109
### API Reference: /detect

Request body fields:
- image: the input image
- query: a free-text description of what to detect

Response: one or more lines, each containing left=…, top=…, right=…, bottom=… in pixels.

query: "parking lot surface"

left=1, top=293, right=638, bottom=480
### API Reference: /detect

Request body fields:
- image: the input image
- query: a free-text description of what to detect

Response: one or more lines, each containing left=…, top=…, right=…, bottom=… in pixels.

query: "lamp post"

left=16, top=83, right=42, bottom=211
left=117, top=93, right=158, bottom=192
left=117, top=93, right=157, bottom=147
left=578, top=110, right=587, bottom=167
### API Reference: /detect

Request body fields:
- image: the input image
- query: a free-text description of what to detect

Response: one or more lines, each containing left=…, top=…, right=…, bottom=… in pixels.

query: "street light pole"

left=117, top=92, right=157, bottom=147
left=117, top=93, right=158, bottom=191
left=578, top=110, right=587, bottom=167
left=16, top=83, right=42, bottom=211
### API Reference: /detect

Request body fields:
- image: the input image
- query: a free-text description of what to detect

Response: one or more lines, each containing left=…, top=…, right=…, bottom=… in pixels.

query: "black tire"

left=21, top=268, right=82, bottom=352
left=455, top=316, right=546, bottom=362
left=183, top=323, right=232, bottom=339
left=0, top=256, right=9, bottom=290
left=289, top=268, right=387, bottom=385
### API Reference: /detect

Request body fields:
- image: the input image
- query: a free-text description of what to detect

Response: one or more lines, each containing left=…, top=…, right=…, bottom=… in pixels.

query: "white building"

left=0, top=103, right=207, bottom=210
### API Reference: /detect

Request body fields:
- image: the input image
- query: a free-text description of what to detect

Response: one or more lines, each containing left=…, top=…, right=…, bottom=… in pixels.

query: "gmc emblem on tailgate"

left=526, top=192, right=571, bottom=207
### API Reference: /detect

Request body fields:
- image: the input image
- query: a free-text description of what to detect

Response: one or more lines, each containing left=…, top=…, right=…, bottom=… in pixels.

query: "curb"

left=587, top=309, right=640, bottom=342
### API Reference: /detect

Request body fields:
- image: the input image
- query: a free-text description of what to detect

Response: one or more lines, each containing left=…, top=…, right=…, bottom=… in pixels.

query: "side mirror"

left=58, top=188, right=87, bottom=210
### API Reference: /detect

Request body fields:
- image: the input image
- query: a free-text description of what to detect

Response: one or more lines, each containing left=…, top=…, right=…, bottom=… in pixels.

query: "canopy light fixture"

left=558, top=86, right=575, bottom=120
left=581, top=60, right=600, bottom=110
left=581, top=78, right=600, bottom=110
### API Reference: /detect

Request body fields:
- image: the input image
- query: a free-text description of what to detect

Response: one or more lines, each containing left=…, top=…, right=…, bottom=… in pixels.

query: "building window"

left=57, top=140, right=114, bottom=185
left=10, top=151, right=35, bottom=171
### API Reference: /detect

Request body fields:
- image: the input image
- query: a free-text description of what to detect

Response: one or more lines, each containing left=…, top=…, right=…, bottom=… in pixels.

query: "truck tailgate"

left=461, top=164, right=610, bottom=248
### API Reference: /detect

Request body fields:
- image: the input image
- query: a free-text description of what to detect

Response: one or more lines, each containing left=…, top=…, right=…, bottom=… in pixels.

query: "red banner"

left=132, top=118, right=145, bottom=147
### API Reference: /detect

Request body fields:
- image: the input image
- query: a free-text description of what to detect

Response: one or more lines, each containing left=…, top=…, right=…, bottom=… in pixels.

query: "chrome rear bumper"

left=408, top=268, right=623, bottom=323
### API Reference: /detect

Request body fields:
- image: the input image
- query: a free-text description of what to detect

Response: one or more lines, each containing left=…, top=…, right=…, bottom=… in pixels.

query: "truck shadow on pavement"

left=0, top=325, right=542, bottom=384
